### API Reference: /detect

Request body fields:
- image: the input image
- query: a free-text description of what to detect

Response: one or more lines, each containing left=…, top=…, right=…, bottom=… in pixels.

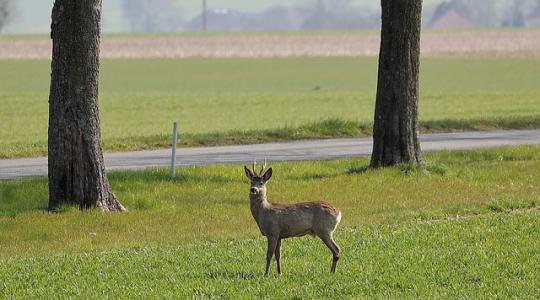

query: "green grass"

left=1, top=146, right=539, bottom=254
left=1, top=212, right=538, bottom=298
left=1, top=57, right=540, bottom=158
left=1, top=146, right=540, bottom=297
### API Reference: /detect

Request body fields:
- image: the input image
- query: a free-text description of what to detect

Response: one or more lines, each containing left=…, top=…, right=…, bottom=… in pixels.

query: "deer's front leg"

left=265, top=236, right=278, bottom=276
left=275, top=238, right=282, bottom=275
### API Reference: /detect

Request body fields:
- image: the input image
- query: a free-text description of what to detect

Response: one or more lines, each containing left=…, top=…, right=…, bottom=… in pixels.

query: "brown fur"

left=244, top=165, right=342, bottom=275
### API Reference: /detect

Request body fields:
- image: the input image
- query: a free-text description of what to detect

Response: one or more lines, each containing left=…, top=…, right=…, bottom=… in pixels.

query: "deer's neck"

left=250, top=194, right=270, bottom=218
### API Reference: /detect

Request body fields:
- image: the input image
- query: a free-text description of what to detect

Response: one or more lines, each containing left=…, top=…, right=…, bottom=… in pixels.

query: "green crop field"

left=1, top=57, right=540, bottom=158
left=1, top=146, right=539, bottom=297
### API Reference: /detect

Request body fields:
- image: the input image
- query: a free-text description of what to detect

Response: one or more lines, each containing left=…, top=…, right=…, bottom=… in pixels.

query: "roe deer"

left=244, top=160, right=342, bottom=275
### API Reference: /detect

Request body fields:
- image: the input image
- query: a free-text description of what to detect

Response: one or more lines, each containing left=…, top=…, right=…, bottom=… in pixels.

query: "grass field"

left=1, top=212, right=538, bottom=298
left=0, top=146, right=539, bottom=297
left=1, top=57, right=540, bottom=158
left=5, top=30, right=540, bottom=60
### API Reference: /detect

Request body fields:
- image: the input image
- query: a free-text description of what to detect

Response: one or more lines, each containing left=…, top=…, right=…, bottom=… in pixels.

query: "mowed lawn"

left=1, top=57, right=540, bottom=158
left=0, top=146, right=539, bottom=297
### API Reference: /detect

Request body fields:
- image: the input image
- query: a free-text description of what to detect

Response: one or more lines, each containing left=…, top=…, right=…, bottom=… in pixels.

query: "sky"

left=1, top=0, right=493, bottom=34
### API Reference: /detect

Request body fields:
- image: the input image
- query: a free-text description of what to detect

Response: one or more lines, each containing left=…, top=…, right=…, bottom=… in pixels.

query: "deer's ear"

left=244, top=166, right=254, bottom=180
left=262, top=167, right=272, bottom=182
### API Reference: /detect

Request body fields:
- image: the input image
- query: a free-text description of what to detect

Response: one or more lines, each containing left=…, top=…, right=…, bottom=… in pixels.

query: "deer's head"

left=244, top=160, right=272, bottom=198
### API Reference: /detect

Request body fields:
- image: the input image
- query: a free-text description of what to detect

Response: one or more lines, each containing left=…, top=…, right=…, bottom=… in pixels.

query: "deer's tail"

left=336, top=210, right=342, bottom=225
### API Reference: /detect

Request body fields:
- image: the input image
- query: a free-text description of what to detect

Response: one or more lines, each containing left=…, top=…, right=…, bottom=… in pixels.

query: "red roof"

left=431, top=9, right=474, bottom=29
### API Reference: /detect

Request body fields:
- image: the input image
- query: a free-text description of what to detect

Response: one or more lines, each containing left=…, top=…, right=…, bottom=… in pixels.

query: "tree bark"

left=370, top=0, right=423, bottom=168
left=48, top=0, right=125, bottom=212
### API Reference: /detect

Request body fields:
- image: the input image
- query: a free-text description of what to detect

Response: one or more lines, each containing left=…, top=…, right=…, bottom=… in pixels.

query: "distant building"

left=254, top=6, right=307, bottom=31
left=430, top=9, right=474, bottom=29
left=184, top=9, right=248, bottom=32
left=185, top=4, right=380, bottom=32
left=526, top=5, right=540, bottom=27
left=429, top=1, right=474, bottom=29
left=184, top=7, right=309, bottom=32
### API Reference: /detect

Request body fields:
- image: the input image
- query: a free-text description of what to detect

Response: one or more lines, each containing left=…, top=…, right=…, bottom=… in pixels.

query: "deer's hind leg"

left=265, top=236, right=278, bottom=276
left=320, top=233, right=340, bottom=273
left=274, top=238, right=282, bottom=275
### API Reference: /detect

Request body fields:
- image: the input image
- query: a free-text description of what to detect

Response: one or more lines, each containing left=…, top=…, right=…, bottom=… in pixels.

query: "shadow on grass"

left=206, top=271, right=261, bottom=280
left=0, top=180, right=49, bottom=217
left=486, top=198, right=538, bottom=213
left=109, top=169, right=238, bottom=185
left=397, top=163, right=447, bottom=176
left=436, top=147, right=537, bottom=164
left=346, top=163, right=447, bottom=176
left=346, top=165, right=371, bottom=175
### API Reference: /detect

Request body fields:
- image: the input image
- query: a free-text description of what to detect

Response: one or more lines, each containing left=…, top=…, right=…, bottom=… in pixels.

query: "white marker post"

left=171, top=122, right=178, bottom=177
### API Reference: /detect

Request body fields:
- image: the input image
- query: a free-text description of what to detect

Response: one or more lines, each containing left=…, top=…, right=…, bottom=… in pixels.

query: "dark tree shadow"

left=206, top=271, right=260, bottom=280
left=345, top=165, right=371, bottom=175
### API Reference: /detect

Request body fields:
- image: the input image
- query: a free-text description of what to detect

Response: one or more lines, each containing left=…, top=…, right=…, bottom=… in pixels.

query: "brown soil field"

left=1, top=30, right=539, bottom=60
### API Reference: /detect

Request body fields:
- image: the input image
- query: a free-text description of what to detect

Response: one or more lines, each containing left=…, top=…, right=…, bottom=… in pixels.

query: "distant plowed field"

left=1, top=30, right=540, bottom=59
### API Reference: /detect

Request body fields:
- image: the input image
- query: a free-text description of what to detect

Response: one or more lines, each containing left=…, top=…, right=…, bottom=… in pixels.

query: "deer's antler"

left=259, top=157, right=267, bottom=175
left=252, top=160, right=258, bottom=176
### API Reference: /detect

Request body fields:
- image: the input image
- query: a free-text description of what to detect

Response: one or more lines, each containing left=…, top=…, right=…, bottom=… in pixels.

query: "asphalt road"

left=1, top=129, right=540, bottom=180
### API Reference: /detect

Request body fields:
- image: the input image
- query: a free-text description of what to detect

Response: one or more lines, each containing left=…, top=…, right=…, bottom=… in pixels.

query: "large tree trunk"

left=370, top=0, right=423, bottom=168
left=48, top=0, right=125, bottom=212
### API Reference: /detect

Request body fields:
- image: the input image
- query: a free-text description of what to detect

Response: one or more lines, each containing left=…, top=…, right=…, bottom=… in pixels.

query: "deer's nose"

left=250, top=188, right=257, bottom=193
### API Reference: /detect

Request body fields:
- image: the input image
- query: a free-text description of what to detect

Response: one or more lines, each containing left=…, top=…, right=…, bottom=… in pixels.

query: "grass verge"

left=103, top=115, right=540, bottom=150
left=3, top=116, right=540, bottom=158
